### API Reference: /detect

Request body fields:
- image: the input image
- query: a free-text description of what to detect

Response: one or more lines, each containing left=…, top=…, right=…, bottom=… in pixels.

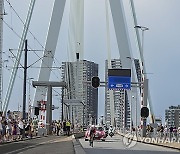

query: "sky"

left=2, top=0, right=180, bottom=122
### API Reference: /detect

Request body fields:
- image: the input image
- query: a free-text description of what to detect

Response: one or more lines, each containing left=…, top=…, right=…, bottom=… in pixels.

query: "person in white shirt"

left=18, top=119, right=24, bottom=139
left=178, top=126, right=180, bottom=138
left=6, top=119, right=12, bottom=141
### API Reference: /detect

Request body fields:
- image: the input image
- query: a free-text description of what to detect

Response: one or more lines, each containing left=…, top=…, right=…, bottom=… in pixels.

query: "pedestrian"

left=12, top=120, right=18, bottom=140
left=18, top=118, right=24, bottom=140
left=66, top=120, right=71, bottom=136
left=159, top=124, right=164, bottom=138
left=169, top=126, right=173, bottom=140
left=32, top=117, right=38, bottom=136
left=173, top=126, right=177, bottom=139
left=178, top=126, right=180, bottom=138
left=63, top=120, right=66, bottom=135
left=6, top=118, right=12, bottom=141
left=2, top=116, right=7, bottom=141
left=0, top=117, right=3, bottom=142
left=56, top=121, right=61, bottom=136
left=25, top=121, right=32, bottom=138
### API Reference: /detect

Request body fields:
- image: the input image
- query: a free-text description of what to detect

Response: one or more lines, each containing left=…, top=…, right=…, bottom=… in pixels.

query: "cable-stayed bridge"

left=1, top=0, right=154, bottom=133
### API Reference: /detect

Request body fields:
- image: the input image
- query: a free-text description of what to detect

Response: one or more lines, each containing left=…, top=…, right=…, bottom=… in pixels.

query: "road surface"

left=79, top=135, right=179, bottom=154
left=0, top=136, right=74, bottom=154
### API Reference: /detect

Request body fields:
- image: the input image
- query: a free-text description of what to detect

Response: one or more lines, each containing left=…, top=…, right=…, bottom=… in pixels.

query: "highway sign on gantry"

left=108, top=69, right=131, bottom=90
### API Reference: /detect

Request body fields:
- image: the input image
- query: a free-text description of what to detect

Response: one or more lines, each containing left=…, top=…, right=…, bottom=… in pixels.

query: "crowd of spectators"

left=0, top=110, right=76, bottom=143
left=0, top=111, right=38, bottom=143
left=137, top=124, right=180, bottom=139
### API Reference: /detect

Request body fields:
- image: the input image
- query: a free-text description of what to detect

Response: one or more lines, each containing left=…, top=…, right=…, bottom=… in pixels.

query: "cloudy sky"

left=2, top=0, right=180, bottom=122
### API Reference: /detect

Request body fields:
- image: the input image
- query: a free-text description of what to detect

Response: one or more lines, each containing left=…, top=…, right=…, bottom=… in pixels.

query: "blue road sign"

left=108, top=76, right=131, bottom=90
left=108, top=69, right=131, bottom=90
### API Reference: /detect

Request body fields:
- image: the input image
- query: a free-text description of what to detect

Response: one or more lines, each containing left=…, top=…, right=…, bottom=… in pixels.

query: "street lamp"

left=134, top=25, right=149, bottom=56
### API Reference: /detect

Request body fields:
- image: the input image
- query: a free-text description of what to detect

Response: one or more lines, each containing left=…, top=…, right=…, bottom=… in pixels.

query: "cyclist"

left=89, top=125, right=96, bottom=147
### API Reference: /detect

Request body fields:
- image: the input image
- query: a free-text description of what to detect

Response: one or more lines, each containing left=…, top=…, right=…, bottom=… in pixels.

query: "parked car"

left=85, top=125, right=106, bottom=141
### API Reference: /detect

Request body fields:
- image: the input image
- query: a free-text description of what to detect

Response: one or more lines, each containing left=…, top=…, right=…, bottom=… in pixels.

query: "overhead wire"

left=4, top=0, right=62, bottom=81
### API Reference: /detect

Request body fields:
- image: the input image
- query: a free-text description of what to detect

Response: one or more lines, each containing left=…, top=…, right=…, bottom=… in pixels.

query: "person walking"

left=18, top=119, right=24, bottom=140
left=63, top=120, right=66, bottom=135
left=66, top=120, right=71, bottom=136
left=56, top=121, right=61, bottom=136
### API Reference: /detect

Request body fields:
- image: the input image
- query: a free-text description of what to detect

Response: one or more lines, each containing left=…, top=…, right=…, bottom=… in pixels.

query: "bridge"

left=0, top=0, right=179, bottom=153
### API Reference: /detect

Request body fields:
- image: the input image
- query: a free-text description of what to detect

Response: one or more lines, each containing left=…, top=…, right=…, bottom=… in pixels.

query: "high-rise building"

left=105, top=59, right=130, bottom=128
left=134, top=59, right=141, bottom=84
left=61, top=60, right=98, bottom=126
left=165, top=105, right=180, bottom=128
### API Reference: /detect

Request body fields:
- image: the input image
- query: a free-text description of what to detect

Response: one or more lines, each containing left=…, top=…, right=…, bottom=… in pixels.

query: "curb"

left=0, top=135, right=47, bottom=145
left=118, top=132, right=180, bottom=151
left=72, top=135, right=86, bottom=154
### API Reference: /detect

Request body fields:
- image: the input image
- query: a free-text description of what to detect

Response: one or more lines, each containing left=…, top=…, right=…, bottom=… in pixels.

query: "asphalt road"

left=0, top=136, right=74, bottom=154
left=79, top=135, right=179, bottom=154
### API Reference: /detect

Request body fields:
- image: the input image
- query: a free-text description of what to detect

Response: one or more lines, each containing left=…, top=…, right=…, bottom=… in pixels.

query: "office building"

left=165, top=105, right=180, bottom=128
left=61, top=60, right=98, bottom=126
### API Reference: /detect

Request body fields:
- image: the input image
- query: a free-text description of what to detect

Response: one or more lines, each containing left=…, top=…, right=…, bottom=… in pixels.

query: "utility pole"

left=23, top=39, right=28, bottom=120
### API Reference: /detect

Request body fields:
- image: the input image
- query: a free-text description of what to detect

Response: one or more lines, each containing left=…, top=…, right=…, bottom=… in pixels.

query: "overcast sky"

left=2, top=0, right=180, bottom=122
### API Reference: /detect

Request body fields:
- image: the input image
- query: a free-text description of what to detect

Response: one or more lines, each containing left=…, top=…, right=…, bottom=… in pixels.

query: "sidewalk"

left=118, top=132, right=180, bottom=150
left=0, top=135, right=42, bottom=144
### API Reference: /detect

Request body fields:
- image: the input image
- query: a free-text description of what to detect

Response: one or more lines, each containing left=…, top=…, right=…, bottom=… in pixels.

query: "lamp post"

left=134, top=25, right=149, bottom=55
left=134, top=25, right=149, bottom=137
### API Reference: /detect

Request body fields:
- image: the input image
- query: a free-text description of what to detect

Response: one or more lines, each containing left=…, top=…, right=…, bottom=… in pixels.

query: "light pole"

left=134, top=25, right=149, bottom=137
left=134, top=25, right=149, bottom=55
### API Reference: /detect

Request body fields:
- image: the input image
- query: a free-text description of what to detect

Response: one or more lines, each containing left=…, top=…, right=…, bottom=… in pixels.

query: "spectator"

left=18, top=119, right=24, bottom=140
left=2, top=116, right=7, bottom=141
left=25, top=121, right=32, bottom=138
left=32, top=117, right=38, bottom=136
left=63, top=120, right=66, bottom=135
left=169, top=126, right=173, bottom=140
left=6, top=118, right=12, bottom=141
left=66, top=120, right=71, bottom=136
left=12, top=120, right=18, bottom=140
left=178, top=126, right=180, bottom=138
left=56, top=121, right=61, bottom=136
left=164, top=126, right=168, bottom=139
left=0, top=116, right=3, bottom=142
left=173, top=126, right=177, bottom=138
left=159, top=124, right=164, bottom=138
